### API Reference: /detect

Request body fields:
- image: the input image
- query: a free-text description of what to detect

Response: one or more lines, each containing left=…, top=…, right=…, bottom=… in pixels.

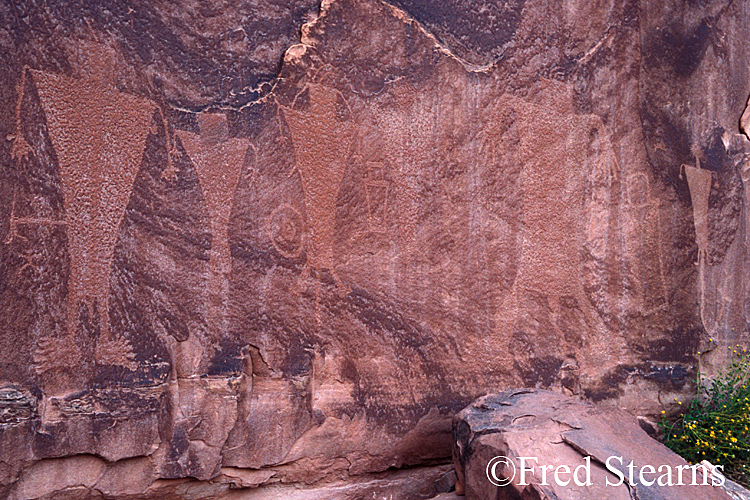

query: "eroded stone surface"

left=2, top=0, right=750, bottom=498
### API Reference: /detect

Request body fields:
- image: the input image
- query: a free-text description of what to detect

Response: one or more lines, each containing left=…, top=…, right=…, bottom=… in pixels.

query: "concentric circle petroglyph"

left=269, top=204, right=305, bottom=258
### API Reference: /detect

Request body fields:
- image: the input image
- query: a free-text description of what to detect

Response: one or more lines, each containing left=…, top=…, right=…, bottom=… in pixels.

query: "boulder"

left=453, top=389, right=735, bottom=500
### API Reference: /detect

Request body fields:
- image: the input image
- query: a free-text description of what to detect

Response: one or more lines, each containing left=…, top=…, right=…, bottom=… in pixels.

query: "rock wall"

left=1, top=0, right=749, bottom=498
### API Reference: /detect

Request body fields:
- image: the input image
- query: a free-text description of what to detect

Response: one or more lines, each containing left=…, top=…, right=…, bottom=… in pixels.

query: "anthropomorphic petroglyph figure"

left=176, top=113, right=250, bottom=336
left=356, top=121, right=392, bottom=234
left=682, top=153, right=715, bottom=336
left=281, top=83, right=356, bottom=293
left=682, top=156, right=713, bottom=265
left=625, top=171, right=669, bottom=314
left=364, top=161, right=391, bottom=233
left=9, top=46, right=157, bottom=372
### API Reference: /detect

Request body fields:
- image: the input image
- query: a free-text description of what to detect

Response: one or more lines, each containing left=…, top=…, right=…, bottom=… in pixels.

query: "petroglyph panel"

left=24, top=68, right=156, bottom=351
left=4, top=0, right=747, bottom=495
left=282, top=83, right=355, bottom=271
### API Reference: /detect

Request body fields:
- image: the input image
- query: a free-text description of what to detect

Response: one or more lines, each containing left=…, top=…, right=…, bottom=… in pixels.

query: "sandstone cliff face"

left=1, top=0, right=749, bottom=498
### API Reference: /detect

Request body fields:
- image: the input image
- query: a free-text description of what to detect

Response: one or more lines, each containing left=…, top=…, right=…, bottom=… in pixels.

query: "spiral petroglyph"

left=269, top=204, right=305, bottom=259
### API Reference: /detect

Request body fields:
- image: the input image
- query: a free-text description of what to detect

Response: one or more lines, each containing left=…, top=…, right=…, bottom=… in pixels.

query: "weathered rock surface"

left=7, top=462, right=455, bottom=500
left=1, top=0, right=750, bottom=498
left=453, top=389, right=734, bottom=500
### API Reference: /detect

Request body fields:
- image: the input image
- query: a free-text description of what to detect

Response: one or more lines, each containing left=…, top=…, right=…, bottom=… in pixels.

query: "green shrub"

left=660, top=344, right=750, bottom=487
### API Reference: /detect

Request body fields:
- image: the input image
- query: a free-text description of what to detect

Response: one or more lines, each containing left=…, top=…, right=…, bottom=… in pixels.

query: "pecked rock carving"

left=364, top=161, right=392, bottom=233
left=269, top=203, right=306, bottom=259
left=683, top=157, right=713, bottom=265
left=624, top=169, right=670, bottom=316
left=176, top=112, right=250, bottom=335
left=8, top=61, right=157, bottom=374
left=281, top=82, right=356, bottom=274
left=683, top=156, right=714, bottom=336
